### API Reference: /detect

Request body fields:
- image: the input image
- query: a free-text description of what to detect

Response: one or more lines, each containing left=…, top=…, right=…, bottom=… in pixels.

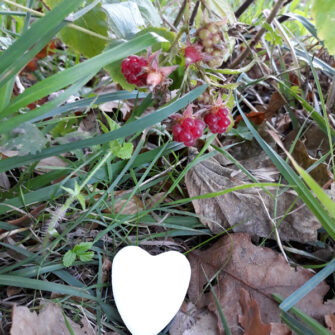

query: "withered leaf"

left=239, top=288, right=291, bottom=335
left=284, top=135, right=331, bottom=186
left=325, top=314, right=335, bottom=334
left=185, top=148, right=320, bottom=242
left=239, top=288, right=271, bottom=335
left=11, top=303, right=94, bottom=335
left=169, top=302, right=218, bottom=335
left=187, top=233, right=334, bottom=335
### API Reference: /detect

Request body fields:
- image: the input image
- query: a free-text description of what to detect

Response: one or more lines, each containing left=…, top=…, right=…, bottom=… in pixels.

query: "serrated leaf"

left=44, top=0, right=108, bottom=57
left=131, top=0, right=161, bottom=26
left=63, top=250, right=76, bottom=267
left=114, top=142, right=133, bottom=159
left=102, top=2, right=145, bottom=39
left=312, top=0, right=335, bottom=56
left=73, top=242, right=93, bottom=254
left=79, top=251, right=94, bottom=262
left=3, top=124, right=47, bottom=155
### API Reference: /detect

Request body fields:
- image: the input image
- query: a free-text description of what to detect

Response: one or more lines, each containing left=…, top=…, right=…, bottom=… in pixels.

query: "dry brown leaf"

left=185, top=148, right=320, bottom=242
left=187, top=233, right=334, bottom=335
left=11, top=303, right=94, bottom=335
left=0, top=204, right=46, bottom=234
left=238, top=288, right=291, bottom=335
left=169, top=302, right=218, bottom=335
left=325, top=314, right=335, bottom=334
left=6, top=286, right=22, bottom=297
left=0, top=172, right=10, bottom=190
left=239, top=288, right=271, bottom=335
left=101, top=256, right=112, bottom=283
left=35, top=156, right=68, bottom=174
left=284, top=134, right=332, bottom=186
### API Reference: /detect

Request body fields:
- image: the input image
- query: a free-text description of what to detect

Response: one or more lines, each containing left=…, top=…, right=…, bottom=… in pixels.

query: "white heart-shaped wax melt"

left=112, top=246, right=191, bottom=335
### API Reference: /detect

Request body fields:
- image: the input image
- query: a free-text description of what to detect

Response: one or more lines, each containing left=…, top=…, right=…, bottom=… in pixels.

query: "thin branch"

left=230, top=0, right=287, bottom=68
left=234, top=0, right=255, bottom=19
left=173, top=0, right=187, bottom=27
left=189, top=0, right=200, bottom=27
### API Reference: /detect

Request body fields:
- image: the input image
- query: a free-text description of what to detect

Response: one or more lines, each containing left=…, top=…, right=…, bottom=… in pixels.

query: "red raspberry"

left=121, top=55, right=148, bottom=86
left=172, top=117, right=205, bottom=146
left=204, top=107, right=231, bottom=134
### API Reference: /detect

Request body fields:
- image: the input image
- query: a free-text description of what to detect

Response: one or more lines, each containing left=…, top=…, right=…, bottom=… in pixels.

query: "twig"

left=234, top=0, right=255, bottom=19
left=230, top=0, right=287, bottom=68
left=189, top=0, right=200, bottom=27
left=173, top=0, right=187, bottom=27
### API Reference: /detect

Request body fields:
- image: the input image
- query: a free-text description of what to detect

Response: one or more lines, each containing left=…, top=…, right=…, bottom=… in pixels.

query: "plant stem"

left=2, top=0, right=110, bottom=41
left=234, top=0, right=255, bottom=18
left=173, top=0, right=187, bottom=27
left=230, top=0, right=286, bottom=68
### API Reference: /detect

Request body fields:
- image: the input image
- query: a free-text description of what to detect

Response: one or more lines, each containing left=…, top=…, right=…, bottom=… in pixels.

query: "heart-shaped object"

left=112, top=246, right=191, bottom=335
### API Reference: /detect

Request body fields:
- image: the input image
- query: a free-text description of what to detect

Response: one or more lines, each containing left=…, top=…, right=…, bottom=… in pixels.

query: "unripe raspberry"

left=198, top=28, right=211, bottom=40
left=184, top=44, right=203, bottom=66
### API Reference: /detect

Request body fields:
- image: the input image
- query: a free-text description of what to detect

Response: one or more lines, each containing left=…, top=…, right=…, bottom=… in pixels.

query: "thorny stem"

left=230, top=0, right=287, bottom=68
left=2, top=0, right=110, bottom=41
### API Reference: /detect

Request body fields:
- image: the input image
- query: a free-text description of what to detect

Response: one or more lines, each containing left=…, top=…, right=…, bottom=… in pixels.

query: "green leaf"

left=44, top=0, right=109, bottom=57
left=115, top=142, right=133, bottom=159
left=73, top=242, right=93, bottom=254
left=77, top=193, right=86, bottom=210
left=102, top=1, right=145, bottom=39
left=131, top=0, right=161, bottom=26
left=63, top=250, right=76, bottom=267
left=312, top=0, right=335, bottom=56
left=3, top=123, right=47, bottom=155
left=78, top=251, right=94, bottom=262
left=134, top=27, right=175, bottom=51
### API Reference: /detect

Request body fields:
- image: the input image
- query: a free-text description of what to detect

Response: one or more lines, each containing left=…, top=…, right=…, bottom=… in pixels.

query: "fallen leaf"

left=109, top=191, right=143, bottom=215
left=11, top=303, right=94, bottom=335
left=185, top=148, right=320, bottom=242
left=234, top=92, right=285, bottom=128
left=169, top=302, right=218, bottom=335
left=284, top=134, right=332, bottom=186
left=239, top=288, right=271, bottom=335
left=0, top=172, right=10, bottom=190
left=1, top=204, right=45, bottom=233
left=6, top=286, right=22, bottom=297
left=35, top=156, right=68, bottom=174
left=239, top=288, right=291, bottom=335
left=325, top=314, right=335, bottom=334
left=187, top=233, right=334, bottom=335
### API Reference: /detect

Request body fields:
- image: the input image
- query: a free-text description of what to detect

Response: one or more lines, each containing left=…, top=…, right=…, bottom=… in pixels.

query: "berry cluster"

left=204, top=107, right=231, bottom=133
left=197, top=22, right=225, bottom=68
left=172, top=117, right=205, bottom=146
left=121, top=55, right=148, bottom=87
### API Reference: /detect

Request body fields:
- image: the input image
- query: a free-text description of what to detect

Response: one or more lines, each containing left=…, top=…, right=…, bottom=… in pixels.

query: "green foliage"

left=99, top=112, right=134, bottom=159
left=44, top=0, right=109, bottom=57
left=2, top=124, right=47, bottom=155
left=63, top=242, right=94, bottom=267
left=312, top=0, right=335, bottom=56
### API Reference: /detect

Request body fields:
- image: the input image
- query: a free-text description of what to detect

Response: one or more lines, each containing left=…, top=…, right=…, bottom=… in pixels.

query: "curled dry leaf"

left=239, top=288, right=291, bottom=335
left=284, top=134, right=332, bottom=186
left=11, top=303, right=94, bottom=335
left=185, top=147, right=320, bottom=242
left=325, top=314, right=335, bottom=334
left=187, top=233, right=334, bottom=335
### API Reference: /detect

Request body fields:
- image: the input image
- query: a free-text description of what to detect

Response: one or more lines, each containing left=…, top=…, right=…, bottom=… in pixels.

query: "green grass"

left=0, top=0, right=334, bottom=334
